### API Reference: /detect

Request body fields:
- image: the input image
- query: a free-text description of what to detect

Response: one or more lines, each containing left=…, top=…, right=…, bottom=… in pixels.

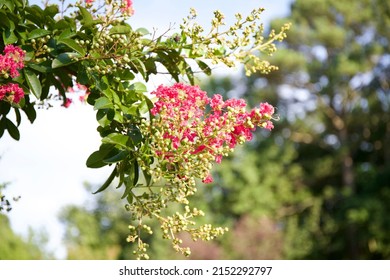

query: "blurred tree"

left=201, top=0, right=390, bottom=259
left=1, top=182, right=52, bottom=259
left=269, top=0, right=390, bottom=259
left=0, top=214, right=50, bottom=259
left=59, top=184, right=134, bottom=259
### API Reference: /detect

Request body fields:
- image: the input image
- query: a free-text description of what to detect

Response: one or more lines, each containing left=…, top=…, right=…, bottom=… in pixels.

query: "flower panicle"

left=141, top=83, right=276, bottom=185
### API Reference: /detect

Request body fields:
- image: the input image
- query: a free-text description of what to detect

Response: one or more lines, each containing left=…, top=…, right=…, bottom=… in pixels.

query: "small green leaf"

left=86, top=144, right=115, bottom=168
left=136, top=27, right=149, bottom=35
left=57, top=28, right=75, bottom=40
left=197, top=60, right=212, bottom=75
left=58, top=38, right=85, bottom=56
left=138, top=100, right=149, bottom=114
left=24, top=69, right=42, bottom=99
left=129, top=82, right=147, bottom=93
left=5, top=118, right=20, bottom=140
left=94, top=97, right=112, bottom=110
left=52, top=52, right=80, bottom=68
left=0, top=0, right=15, bottom=11
left=102, top=133, right=129, bottom=149
left=110, top=25, right=131, bottom=35
left=128, top=127, right=143, bottom=145
left=92, top=167, right=116, bottom=194
left=44, top=4, right=59, bottom=17
left=14, top=108, right=21, bottom=126
left=3, top=29, right=18, bottom=44
left=143, top=168, right=151, bottom=186
left=79, top=6, right=94, bottom=26
left=27, top=29, right=51, bottom=40
left=103, top=150, right=128, bottom=164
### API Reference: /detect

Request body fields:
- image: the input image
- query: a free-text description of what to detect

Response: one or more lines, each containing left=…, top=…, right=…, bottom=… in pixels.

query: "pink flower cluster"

left=0, top=83, right=25, bottom=104
left=0, top=45, right=25, bottom=79
left=84, top=0, right=134, bottom=15
left=121, top=0, right=134, bottom=16
left=145, top=83, right=275, bottom=184
left=0, top=45, right=25, bottom=104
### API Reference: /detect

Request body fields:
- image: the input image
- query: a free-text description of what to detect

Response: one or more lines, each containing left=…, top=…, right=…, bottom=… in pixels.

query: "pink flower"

left=0, top=83, right=25, bottom=103
left=121, top=0, right=134, bottom=15
left=143, top=83, right=276, bottom=188
left=85, top=0, right=94, bottom=4
left=62, top=98, right=72, bottom=108
left=0, top=45, right=25, bottom=78
left=202, top=174, right=213, bottom=184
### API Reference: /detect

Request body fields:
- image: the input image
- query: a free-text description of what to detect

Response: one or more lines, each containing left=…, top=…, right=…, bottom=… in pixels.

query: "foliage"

left=0, top=213, right=51, bottom=259
left=0, top=0, right=290, bottom=258
left=201, top=0, right=390, bottom=259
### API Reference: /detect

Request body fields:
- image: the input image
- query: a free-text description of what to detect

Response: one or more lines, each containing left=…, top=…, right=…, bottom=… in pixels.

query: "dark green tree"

left=202, top=0, right=390, bottom=259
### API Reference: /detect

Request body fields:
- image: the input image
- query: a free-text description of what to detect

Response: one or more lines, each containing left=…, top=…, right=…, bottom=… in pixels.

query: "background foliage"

left=58, top=0, right=390, bottom=259
left=1, top=0, right=389, bottom=259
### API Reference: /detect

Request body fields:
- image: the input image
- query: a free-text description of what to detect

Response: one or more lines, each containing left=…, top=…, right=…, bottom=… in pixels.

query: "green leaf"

left=92, top=167, right=116, bottom=194
left=110, top=25, right=131, bottom=35
left=24, top=69, right=42, bottom=99
left=138, top=100, right=149, bottom=114
left=103, top=150, right=128, bottom=164
left=129, top=82, right=147, bottom=93
left=79, top=6, right=94, bottom=27
left=27, top=63, right=50, bottom=73
left=5, top=118, right=20, bottom=140
left=143, top=168, right=151, bottom=186
left=102, top=133, right=130, bottom=149
left=27, top=29, right=51, bottom=40
left=22, top=99, right=37, bottom=123
left=128, top=127, right=143, bottom=145
left=44, top=4, right=59, bottom=17
left=136, top=27, right=149, bottom=35
left=86, top=144, right=115, bottom=168
left=14, top=108, right=21, bottom=126
left=197, top=60, right=212, bottom=75
left=52, top=52, right=80, bottom=68
left=3, top=29, right=18, bottom=44
left=0, top=0, right=15, bottom=11
left=94, top=97, right=112, bottom=110
left=58, top=38, right=86, bottom=56
left=57, top=28, right=74, bottom=40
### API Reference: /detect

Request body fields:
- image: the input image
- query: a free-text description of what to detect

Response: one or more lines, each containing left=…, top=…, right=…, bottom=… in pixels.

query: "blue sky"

left=0, top=0, right=292, bottom=258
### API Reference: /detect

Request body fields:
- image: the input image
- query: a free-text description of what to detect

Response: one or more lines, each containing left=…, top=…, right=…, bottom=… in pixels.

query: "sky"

left=0, top=0, right=292, bottom=259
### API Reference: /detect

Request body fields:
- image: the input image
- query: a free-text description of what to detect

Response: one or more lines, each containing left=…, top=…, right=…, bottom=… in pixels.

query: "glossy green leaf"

left=94, top=97, right=112, bottom=110
left=129, top=82, right=147, bottom=93
left=102, top=133, right=129, bottom=149
left=5, top=118, right=20, bottom=140
left=43, top=4, right=58, bottom=17
left=57, top=28, right=75, bottom=40
left=14, top=108, right=21, bottom=126
left=110, top=25, right=131, bottom=34
left=138, top=100, right=149, bottom=114
left=103, top=150, right=128, bottom=164
left=128, top=127, right=143, bottom=145
left=3, top=29, right=18, bottom=44
left=58, top=38, right=85, bottom=56
left=86, top=144, right=115, bottom=168
left=0, top=0, right=15, bottom=11
left=143, top=168, right=151, bottom=186
left=52, top=52, right=80, bottom=68
left=79, top=6, right=94, bottom=26
left=24, top=69, right=42, bottom=99
left=27, top=29, right=51, bottom=40
left=92, top=167, right=116, bottom=194
left=196, top=60, right=212, bottom=75
left=136, top=27, right=149, bottom=35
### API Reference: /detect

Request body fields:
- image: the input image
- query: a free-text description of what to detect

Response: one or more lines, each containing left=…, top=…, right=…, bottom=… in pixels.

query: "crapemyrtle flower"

left=140, top=83, right=276, bottom=187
